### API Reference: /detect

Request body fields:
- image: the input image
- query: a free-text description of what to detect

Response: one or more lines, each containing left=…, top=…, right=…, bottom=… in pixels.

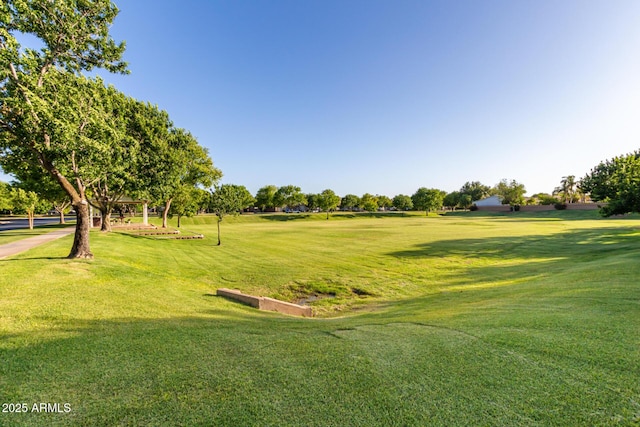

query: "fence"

left=474, top=203, right=604, bottom=212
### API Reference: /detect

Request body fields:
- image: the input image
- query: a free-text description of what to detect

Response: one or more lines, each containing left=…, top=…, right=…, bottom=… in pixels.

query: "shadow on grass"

left=382, top=225, right=640, bottom=299
left=257, top=212, right=412, bottom=221
left=387, top=226, right=640, bottom=261
left=0, top=303, right=638, bottom=427
left=258, top=214, right=312, bottom=221
left=441, top=209, right=640, bottom=221
left=0, top=256, right=69, bottom=262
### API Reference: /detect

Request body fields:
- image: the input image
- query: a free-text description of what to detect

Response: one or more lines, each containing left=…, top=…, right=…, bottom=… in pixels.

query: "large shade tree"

left=80, top=85, right=147, bottom=232
left=132, top=107, right=221, bottom=229
left=581, top=151, right=640, bottom=216
left=317, top=189, right=341, bottom=219
left=340, top=194, right=360, bottom=211
left=274, top=185, right=306, bottom=212
left=493, top=179, right=526, bottom=206
left=392, top=194, right=413, bottom=212
left=255, top=185, right=277, bottom=212
left=412, top=187, right=445, bottom=215
left=360, top=193, right=378, bottom=214
left=0, top=0, right=127, bottom=258
left=459, top=181, right=491, bottom=202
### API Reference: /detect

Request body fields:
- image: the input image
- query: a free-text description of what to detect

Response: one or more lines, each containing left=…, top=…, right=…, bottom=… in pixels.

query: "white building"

left=473, top=195, right=503, bottom=206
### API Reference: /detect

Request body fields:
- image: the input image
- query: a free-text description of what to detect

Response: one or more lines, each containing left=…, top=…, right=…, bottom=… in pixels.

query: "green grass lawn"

left=0, top=211, right=638, bottom=426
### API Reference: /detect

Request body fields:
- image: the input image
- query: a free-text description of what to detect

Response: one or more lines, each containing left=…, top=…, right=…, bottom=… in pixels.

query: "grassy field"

left=0, top=211, right=638, bottom=426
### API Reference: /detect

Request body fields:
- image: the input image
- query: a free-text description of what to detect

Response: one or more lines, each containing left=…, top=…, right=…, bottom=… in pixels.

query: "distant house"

left=473, top=195, right=503, bottom=206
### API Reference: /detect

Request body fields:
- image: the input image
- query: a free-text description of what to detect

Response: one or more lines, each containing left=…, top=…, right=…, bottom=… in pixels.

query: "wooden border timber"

left=216, top=288, right=313, bottom=317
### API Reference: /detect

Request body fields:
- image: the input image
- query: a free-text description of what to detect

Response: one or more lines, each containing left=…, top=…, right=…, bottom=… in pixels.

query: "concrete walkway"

left=0, top=227, right=75, bottom=259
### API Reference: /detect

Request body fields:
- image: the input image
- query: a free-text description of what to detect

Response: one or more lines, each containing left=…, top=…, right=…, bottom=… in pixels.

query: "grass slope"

left=0, top=211, right=638, bottom=426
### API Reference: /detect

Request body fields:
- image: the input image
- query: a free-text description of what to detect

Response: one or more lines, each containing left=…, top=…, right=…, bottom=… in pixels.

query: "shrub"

left=554, top=203, right=567, bottom=210
left=469, top=204, right=479, bottom=211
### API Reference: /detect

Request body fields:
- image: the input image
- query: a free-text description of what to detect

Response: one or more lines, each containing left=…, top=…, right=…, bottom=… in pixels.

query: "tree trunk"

left=177, top=214, right=182, bottom=228
left=28, top=212, right=34, bottom=230
left=162, top=198, right=172, bottom=228
left=68, top=201, right=93, bottom=259
left=59, top=210, right=66, bottom=224
left=217, top=218, right=222, bottom=245
left=100, top=208, right=112, bottom=232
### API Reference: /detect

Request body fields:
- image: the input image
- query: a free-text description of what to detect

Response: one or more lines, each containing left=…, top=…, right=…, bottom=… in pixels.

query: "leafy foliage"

left=274, top=185, right=306, bottom=212
left=459, top=181, right=491, bottom=202
left=492, top=179, right=526, bottom=206
left=340, top=194, right=360, bottom=211
left=553, top=175, right=579, bottom=203
left=0, top=0, right=127, bottom=257
left=360, top=193, right=378, bottom=213
left=10, top=187, right=38, bottom=228
left=316, top=189, right=341, bottom=219
left=376, top=195, right=392, bottom=210
left=581, top=151, right=640, bottom=216
left=255, top=185, right=277, bottom=211
left=443, top=191, right=461, bottom=210
left=411, top=187, right=445, bottom=214
left=392, top=194, right=413, bottom=211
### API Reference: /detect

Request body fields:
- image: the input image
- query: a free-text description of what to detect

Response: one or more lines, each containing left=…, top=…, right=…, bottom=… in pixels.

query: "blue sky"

left=5, top=0, right=640, bottom=197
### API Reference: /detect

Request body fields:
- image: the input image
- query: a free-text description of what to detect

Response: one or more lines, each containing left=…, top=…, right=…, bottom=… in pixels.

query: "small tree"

left=443, top=191, right=461, bottom=211
left=11, top=188, right=39, bottom=229
left=459, top=181, right=491, bottom=202
left=553, top=175, right=578, bottom=203
left=317, top=189, right=341, bottom=219
left=274, top=185, right=307, bottom=212
left=340, top=194, right=360, bottom=211
left=210, top=184, right=253, bottom=245
left=392, top=194, right=413, bottom=213
left=255, top=185, right=277, bottom=212
left=493, top=179, right=526, bottom=206
left=360, top=193, right=378, bottom=215
left=376, top=195, right=393, bottom=211
left=305, top=193, right=320, bottom=212
left=412, top=188, right=445, bottom=215
left=172, top=186, right=208, bottom=228
left=459, top=194, right=473, bottom=210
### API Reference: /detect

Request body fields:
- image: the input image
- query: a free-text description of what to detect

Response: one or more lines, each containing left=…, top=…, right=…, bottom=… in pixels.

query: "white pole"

left=143, top=202, right=148, bottom=226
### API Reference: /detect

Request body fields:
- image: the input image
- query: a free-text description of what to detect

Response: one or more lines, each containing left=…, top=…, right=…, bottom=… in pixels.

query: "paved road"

left=0, top=226, right=75, bottom=259
left=0, top=217, right=75, bottom=232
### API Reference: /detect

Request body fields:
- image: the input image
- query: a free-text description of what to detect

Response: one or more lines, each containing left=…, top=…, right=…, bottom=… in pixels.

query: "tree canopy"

left=316, top=189, right=341, bottom=219
left=459, top=181, right=491, bottom=202
left=581, top=151, right=640, bottom=216
left=0, top=0, right=127, bottom=258
left=274, top=185, right=306, bottom=212
left=412, top=188, right=445, bottom=214
left=492, top=179, right=526, bottom=206
left=255, top=185, right=277, bottom=211
left=392, top=194, right=413, bottom=211
left=340, top=194, right=360, bottom=211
